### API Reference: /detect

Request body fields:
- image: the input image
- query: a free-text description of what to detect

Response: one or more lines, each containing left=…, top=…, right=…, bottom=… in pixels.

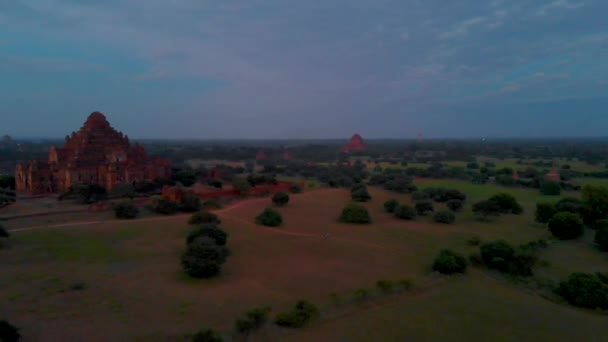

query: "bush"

left=472, top=200, right=502, bottom=220
left=192, top=327, right=223, bottom=342
left=467, top=236, right=481, bottom=246
left=383, top=199, right=399, bottom=213
left=580, top=185, right=608, bottom=228
left=187, top=224, right=228, bottom=246
left=432, top=249, right=467, bottom=274
left=411, top=191, right=429, bottom=202
left=557, top=272, right=608, bottom=309
left=376, top=280, right=394, bottom=293
left=548, top=212, right=585, bottom=240
left=274, top=300, right=319, bottom=328
left=433, top=211, right=455, bottom=224
left=595, top=227, right=608, bottom=251
left=351, top=187, right=372, bottom=202
left=113, top=200, right=139, bottom=219
left=256, top=208, right=283, bottom=227
left=235, top=306, right=271, bottom=335
left=480, top=240, right=515, bottom=272
left=0, top=320, right=20, bottom=342
left=339, top=204, right=371, bottom=224
left=415, top=201, right=434, bottom=216
left=446, top=199, right=463, bottom=212
left=540, top=182, right=561, bottom=196
left=394, top=204, right=416, bottom=220
left=181, top=237, right=229, bottom=278
left=535, top=202, right=557, bottom=223
left=109, top=183, right=136, bottom=199
left=151, top=197, right=179, bottom=215
left=189, top=211, right=221, bottom=225
left=289, top=184, right=302, bottom=194
left=0, top=225, right=9, bottom=238
left=353, top=288, right=372, bottom=302
left=272, top=191, right=290, bottom=207
left=180, top=193, right=202, bottom=212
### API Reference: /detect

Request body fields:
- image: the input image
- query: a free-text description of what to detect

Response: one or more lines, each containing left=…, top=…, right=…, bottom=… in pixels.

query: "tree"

left=540, top=182, right=561, bottom=196
left=394, top=204, right=416, bottom=220
left=181, top=237, right=229, bottom=278
left=383, top=199, right=399, bottom=213
left=0, top=175, right=16, bottom=190
left=0, top=320, right=20, bottom=342
left=189, top=211, right=221, bottom=225
left=548, top=212, right=584, bottom=240
left=272, top=191, right=290, bottom=207
left=557, top=272, right=608, bottom=309
left=351, top=187, right=371, bottom=202
left=535, top=202, right=557, bottom=223
left=581, top=185, right=608, bottom=228
left=0, top=225, right=9, bottom=238
left=556, top=197, right=582, bottom=213
left=433, top=210, right=455, bottom=224
left=446, top=199, right=463, bottom=212
left=232, top=177, right=251, bottom=195
left=235, top=306, right=272, bottom=335
left=415, top=201, right=434, bottom=216
left=488, top=193, right=523, bottom=214
left=187, top=224, right=228, bottom=246
left=289, top=184, right=302, bottom=193
left=432, top=250, right=467, bottom=274
left=480, top=240, right=515, bottom=272
left=113, top=200, right=139, bottom=219
left=151, top=197, right=179, bottom=215
left=191, top=327, right=223, bottom=342
left=180, top=193, right=202, bottom=212
left=339, top=204, right=371, bottom=224
left=595, top=227, right=608, bottom=251
left=256, top=208, right=283, bottom=227
left=411, top=191, right=429, bottom=202
left=472, top=200, right=502, bottom=220
left=109, top=183, right=136, bottom=199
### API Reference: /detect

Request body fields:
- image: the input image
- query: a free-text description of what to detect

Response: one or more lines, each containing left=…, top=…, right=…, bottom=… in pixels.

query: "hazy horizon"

left=2, top=1, right=607, bottom=139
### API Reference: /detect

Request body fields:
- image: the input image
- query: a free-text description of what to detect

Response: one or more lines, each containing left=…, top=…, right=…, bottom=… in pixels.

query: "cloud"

left=537, top=0, right=585, bottom=16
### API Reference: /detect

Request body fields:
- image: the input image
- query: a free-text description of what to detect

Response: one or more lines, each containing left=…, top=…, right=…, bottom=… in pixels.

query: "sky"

left=1, top=0, right=607, bottom=139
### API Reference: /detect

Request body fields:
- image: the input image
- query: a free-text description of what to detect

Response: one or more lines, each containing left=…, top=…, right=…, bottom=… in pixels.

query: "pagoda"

left=342, top=133, right=366, bottom=153
left=15, top=112, right=170, bottom=194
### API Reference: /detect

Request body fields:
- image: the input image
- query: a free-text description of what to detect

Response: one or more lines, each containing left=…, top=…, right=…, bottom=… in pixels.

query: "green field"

left=1, top=181, right=606, bottom=341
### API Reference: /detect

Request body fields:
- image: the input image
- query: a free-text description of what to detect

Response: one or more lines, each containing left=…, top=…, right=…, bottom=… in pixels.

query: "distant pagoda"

left=342, top=133, right=366, bottom=153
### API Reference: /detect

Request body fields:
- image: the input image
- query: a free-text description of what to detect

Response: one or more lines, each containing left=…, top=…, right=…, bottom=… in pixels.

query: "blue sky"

left=1, top=0, right=607, bottom=138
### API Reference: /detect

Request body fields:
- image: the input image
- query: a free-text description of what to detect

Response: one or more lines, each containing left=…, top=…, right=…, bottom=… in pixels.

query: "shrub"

left=256, top=208, right=283, bottom=227
left=235, top=306, right=272, bottom=335
left=192, top=327, right=223, bottom=342
left=353, top=288, right=372, bottom=302
left=548, top=212, right=584, bottom=240
left=274, top=300, right=319, bottom=328
left=376, top=280, right=394, bottom=293
left=557, top=272, right=608, bottom=309
left=433, top=211, right=455, bottom=224
left=339, top=204, right=371, bottom=224
left=109, top=183, right=136, bottom=199
left=480, top=240, right=515, bottom=272
left=289, top=184, right=302, bottom=194
left=383, top=199, right=399, bottom=213
left=151, top=197, right=179, bottom=215
left=432, top=249, right=467, bottom=274
left=394, top=204, right=416, bottom=220
left=467, top=236, right=481, bottom=246
left=181, top=237, right=229, bottom=278
left=351, top=187, right=372, bottom=202
left=203, top=199, right=222, bottom=210
left=446, top=199, right=463, bottom=212
left=272, top=191, right=290, bottom=207
left=415, top=201, right=434, bottom=216
left=0, top=320, right=20, bottom=342
left=488, top=193, right=523, bottom=214
left=595, top=227, right=608, bottom=251
left=189, top=211, right=221, bottom=225
left=472, top=200, right=502, bottom=220
left=580, top=185, right=608, bottom=228
left=555, top=197, right=582, bottom=213
left=187, top=224, right=228, bottom=246
left=70, top=281, right=87, bottom=291
left=180, top=193, right=202, bottom=212
left=540, top=182, right=561, bottom=196
left=398, top=279, right=413, bottom=290
left=113, top=200, right=139, bottom=219
left=411, top=191, right=429, bottom=202
left=535, top=202, right=557, bottom=223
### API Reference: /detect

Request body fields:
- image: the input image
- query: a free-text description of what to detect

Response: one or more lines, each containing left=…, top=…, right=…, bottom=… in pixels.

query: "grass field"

left=1, top=181, right=607, bottom=341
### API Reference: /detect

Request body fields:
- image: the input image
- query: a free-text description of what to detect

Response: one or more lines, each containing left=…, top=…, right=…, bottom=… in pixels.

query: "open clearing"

left=1, top=181, right=607, bottom=341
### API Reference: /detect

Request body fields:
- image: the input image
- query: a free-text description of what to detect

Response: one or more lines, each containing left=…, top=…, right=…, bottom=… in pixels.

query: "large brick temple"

left=15, top=112, right=170, bottom=194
